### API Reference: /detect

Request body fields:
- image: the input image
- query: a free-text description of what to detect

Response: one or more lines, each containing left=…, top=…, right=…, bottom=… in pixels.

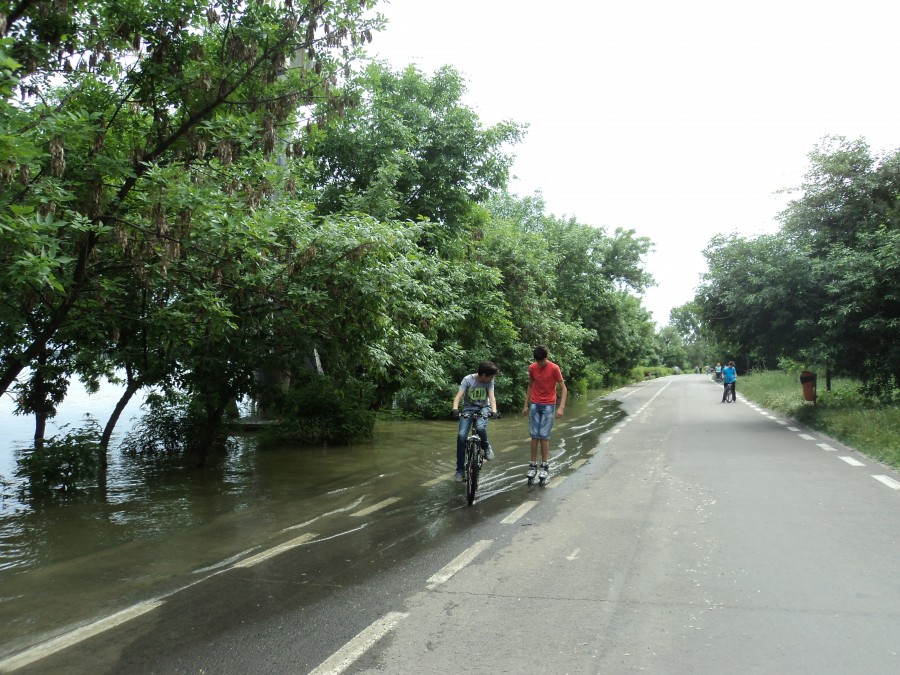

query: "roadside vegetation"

left=738, top=369, right=900, bottom=470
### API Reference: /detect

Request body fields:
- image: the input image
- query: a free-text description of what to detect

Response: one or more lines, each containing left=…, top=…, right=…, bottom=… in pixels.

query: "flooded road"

left=0, top=390, right=623, bottom=661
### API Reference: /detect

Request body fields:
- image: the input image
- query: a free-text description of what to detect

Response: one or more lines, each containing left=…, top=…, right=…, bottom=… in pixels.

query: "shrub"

left=16, top=420, right=101, bottom=492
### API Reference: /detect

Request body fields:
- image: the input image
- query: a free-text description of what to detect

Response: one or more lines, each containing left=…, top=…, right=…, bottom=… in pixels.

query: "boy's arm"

left=488, top=389, right=498, bottom=415
left=452, top=388, right=464, bottom=410
left=556, top=379, right=568, bottom=417
left=522, top=381, right=532, bottom=417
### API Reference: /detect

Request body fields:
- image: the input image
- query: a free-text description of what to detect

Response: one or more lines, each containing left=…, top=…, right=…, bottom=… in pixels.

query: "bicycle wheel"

left=726, top=384, right=735, bottom=402
left=465, top=439, right=479, bottom=505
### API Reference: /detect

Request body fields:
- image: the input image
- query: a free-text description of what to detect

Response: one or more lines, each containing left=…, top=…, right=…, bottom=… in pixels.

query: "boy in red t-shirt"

left=521, top=345, right=567, bottom=481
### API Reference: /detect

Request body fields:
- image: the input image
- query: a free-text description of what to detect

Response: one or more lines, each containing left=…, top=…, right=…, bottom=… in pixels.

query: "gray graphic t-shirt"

left=460, top=374, right=493, bottom=408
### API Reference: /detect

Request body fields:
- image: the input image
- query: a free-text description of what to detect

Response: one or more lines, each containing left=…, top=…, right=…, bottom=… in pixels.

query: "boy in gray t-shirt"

left=451, top=361, right=499, bottom=481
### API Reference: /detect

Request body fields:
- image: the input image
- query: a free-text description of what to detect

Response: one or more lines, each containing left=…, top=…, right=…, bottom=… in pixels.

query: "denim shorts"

left=529, top=403, right=556, bottom=440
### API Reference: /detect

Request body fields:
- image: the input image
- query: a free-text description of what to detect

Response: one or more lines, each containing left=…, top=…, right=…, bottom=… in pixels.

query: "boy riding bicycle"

left=452, top=361, right=499, bottom=482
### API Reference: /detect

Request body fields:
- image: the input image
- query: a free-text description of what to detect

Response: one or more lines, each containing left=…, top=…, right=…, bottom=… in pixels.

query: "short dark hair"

left=478, top=361, right=499, bottom=376
left=533, top=345, right=548, bottom=361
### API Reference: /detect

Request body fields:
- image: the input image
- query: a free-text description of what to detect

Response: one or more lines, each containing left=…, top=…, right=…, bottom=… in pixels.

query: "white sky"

left=369, top=0, right=900, bottom=325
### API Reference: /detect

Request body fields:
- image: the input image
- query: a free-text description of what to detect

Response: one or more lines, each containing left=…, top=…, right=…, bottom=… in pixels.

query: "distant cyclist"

left=452, top=361, right=499, bottom=482
left=721, top=361, right=737, bottom=402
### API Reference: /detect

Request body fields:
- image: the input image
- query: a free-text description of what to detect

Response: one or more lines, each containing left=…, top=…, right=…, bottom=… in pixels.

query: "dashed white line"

left=351, top=497, right=401, bottom=517
left=426, top=540, right=493, bottom=588
left=502, top=501, right=538, bottom=524
left=566, top=548, right=581, bottom=561
left=838, top=456, right=865, bottom=467
left=232, top=533, right=318, bottom=569
left=798, top=433, right=816, bottom=441
left=421, top=475, right=451, bottom=487
left=817, top=443, right=837, bottom=452
left=873, top=475, right=900, bottom=490
left=787, top=427, right=800, bottom=432
left=0, top=600, right=164, bottom=672
left=546, top=475, right=567, bottom=488
left=309, top=611, right=409, bottom=675
left=571, top=459, right=587, bottom=470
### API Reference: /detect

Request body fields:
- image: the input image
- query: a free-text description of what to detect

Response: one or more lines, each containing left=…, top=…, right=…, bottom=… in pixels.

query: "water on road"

left=0, top=390, right=623, bottom=659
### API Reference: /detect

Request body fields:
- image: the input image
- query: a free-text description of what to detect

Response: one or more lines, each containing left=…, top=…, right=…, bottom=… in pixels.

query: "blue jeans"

left=457, top=406, right=490, bottom=472
left=529, top=403, right=556, bottom=440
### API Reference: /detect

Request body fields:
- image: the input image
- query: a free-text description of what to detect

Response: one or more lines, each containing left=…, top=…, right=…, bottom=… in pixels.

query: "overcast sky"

left=369, top=0, right=900, bottom=325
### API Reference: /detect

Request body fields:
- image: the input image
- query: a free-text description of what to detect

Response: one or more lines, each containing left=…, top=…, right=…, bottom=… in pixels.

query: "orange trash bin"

left=800, top=370, right=817, bottom=402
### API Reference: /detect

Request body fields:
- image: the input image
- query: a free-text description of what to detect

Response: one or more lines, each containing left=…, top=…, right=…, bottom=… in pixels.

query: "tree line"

left=1, top=0, right=660, bottom=485
left=684, top=137, right=899, bottom=401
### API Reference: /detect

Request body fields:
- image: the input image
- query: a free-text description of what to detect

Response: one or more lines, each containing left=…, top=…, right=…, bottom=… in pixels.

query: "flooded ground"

left=0, top=389, right=623, bottom=660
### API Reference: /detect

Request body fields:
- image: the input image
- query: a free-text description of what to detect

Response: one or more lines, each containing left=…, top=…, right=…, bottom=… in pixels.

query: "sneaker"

left=484, top=444, right=494, bottom=461
left=526, top=462, right=537, bottom=479
left=455, top=470, right=464, bottom=482
left=538, top=463, right=549, bottom=480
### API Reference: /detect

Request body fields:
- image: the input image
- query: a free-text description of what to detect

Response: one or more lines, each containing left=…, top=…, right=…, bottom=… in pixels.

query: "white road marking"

left=571, top=459, right=587, bottom=470
left=601, top=437, right=612, bottom=444
left=351, top=497, right=401, bottom=517
left=611, top=428, right=621, bottom=434
left=232, top=533, right=318, bottom=569
left=588, top=447, right=600, bottom=455
left=838, top=456, right=865, bottom=467
left=309, top=611, right=409, bottom=675
left=873, top=475, right=900, bottom=490
left=787, top=427, right=800, bottom=432
left=817, top=443, right=837, bottom=451
left=567, top=548, right=581, bottom=561
left=776, top=421, right=788, bottom=425
left=0, top=600, right=164, bottom=672
left=427, top=540, right=493, bottom=588
left=502, top=501, right=538, bottom=524
left=546, top=475, right=567, bottom=488
left=421, top=474, right=452, bottom=487
left=798, top=433, right=816, bottom=440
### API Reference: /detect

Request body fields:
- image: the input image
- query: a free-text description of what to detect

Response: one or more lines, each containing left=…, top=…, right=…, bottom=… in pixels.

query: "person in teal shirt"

left=721, top=361, right=737, bottom=402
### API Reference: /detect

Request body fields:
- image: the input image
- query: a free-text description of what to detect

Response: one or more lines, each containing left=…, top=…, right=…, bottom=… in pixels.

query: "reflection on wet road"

left=0, top=391, right=624, bottom=661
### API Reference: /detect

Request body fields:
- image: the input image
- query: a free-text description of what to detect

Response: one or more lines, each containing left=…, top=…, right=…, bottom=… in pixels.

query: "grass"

left=738, top=370, right=900, bottom=470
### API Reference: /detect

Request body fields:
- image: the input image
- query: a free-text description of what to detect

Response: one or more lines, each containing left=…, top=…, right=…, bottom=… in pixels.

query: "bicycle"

left=723, top=382, right=736, bottom=403
left=459, top=411, right=491, bottom=505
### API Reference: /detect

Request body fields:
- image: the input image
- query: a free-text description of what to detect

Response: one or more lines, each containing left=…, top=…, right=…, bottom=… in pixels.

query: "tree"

left=1, top=0, right=384, bottom=456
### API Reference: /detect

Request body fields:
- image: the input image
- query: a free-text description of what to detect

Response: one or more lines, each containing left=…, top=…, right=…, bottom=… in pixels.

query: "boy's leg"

left=541, top=439, right=550, bottom=463
left=456, top=416, right=468, bottom=473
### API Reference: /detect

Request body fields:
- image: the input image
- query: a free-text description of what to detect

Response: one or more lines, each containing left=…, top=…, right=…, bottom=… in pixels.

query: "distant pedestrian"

left=521, top=345, right=567, bottom=482
left=715, top=362, right=723, bottom=383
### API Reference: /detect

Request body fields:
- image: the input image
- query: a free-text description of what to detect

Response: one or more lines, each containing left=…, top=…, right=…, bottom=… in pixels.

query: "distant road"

left=6, top=374, right=900, bottom=674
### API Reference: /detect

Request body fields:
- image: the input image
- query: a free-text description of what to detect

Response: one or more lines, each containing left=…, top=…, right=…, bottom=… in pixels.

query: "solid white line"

left=873, top=475, right=900, bottom=490
left=838, top=456, right=865, bottom=467
left=0, top=600, right=164, bottom=671
left=232, top=533, right=317, bottom=569
left=798, top=433, right=816, bottom=440
left=351, top=497, right=401, bottom=517
left=308, top=611, right=409, bottom=675
left=502, top=501, right=538, bottom=524
left=427, top=540, right=493, bottom=588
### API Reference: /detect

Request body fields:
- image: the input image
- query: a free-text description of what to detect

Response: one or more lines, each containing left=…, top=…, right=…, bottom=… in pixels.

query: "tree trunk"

left=99, top=379, right=143, bottom=471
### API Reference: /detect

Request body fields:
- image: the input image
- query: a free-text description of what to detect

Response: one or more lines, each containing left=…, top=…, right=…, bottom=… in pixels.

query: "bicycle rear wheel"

left=465, top=439, right=479, bottom=505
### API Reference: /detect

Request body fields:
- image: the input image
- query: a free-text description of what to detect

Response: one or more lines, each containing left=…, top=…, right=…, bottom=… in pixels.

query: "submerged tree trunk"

left=99, top=379, right=143, bottom=478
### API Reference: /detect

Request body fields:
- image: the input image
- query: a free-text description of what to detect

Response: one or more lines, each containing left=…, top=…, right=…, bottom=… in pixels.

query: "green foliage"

left=696, top=137, right=900, bottom=398
left=16, top=420, right=101, bottom=492
left=262, top=374, right=377, bottom=446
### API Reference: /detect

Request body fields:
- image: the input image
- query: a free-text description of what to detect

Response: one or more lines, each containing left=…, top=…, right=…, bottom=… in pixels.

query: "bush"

left=16, top=420, right=101, bottom=492
left=262, top=374, right=377, bottom=446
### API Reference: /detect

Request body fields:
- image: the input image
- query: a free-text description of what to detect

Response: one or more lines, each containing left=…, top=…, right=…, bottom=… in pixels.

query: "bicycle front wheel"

left=465, top=440, right=479, bottom=505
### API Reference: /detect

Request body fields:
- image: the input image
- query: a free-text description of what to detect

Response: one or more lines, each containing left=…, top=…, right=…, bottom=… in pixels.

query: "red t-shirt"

left=528, top=361, right=563, bottom=404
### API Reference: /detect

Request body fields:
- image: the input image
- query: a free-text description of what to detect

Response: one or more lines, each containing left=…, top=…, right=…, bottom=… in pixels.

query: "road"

left=3, top=374, right=899, bottom=674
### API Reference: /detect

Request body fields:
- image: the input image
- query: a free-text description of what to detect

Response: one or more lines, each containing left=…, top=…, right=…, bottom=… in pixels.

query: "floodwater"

left=0, top=386, right=623, bottom=660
